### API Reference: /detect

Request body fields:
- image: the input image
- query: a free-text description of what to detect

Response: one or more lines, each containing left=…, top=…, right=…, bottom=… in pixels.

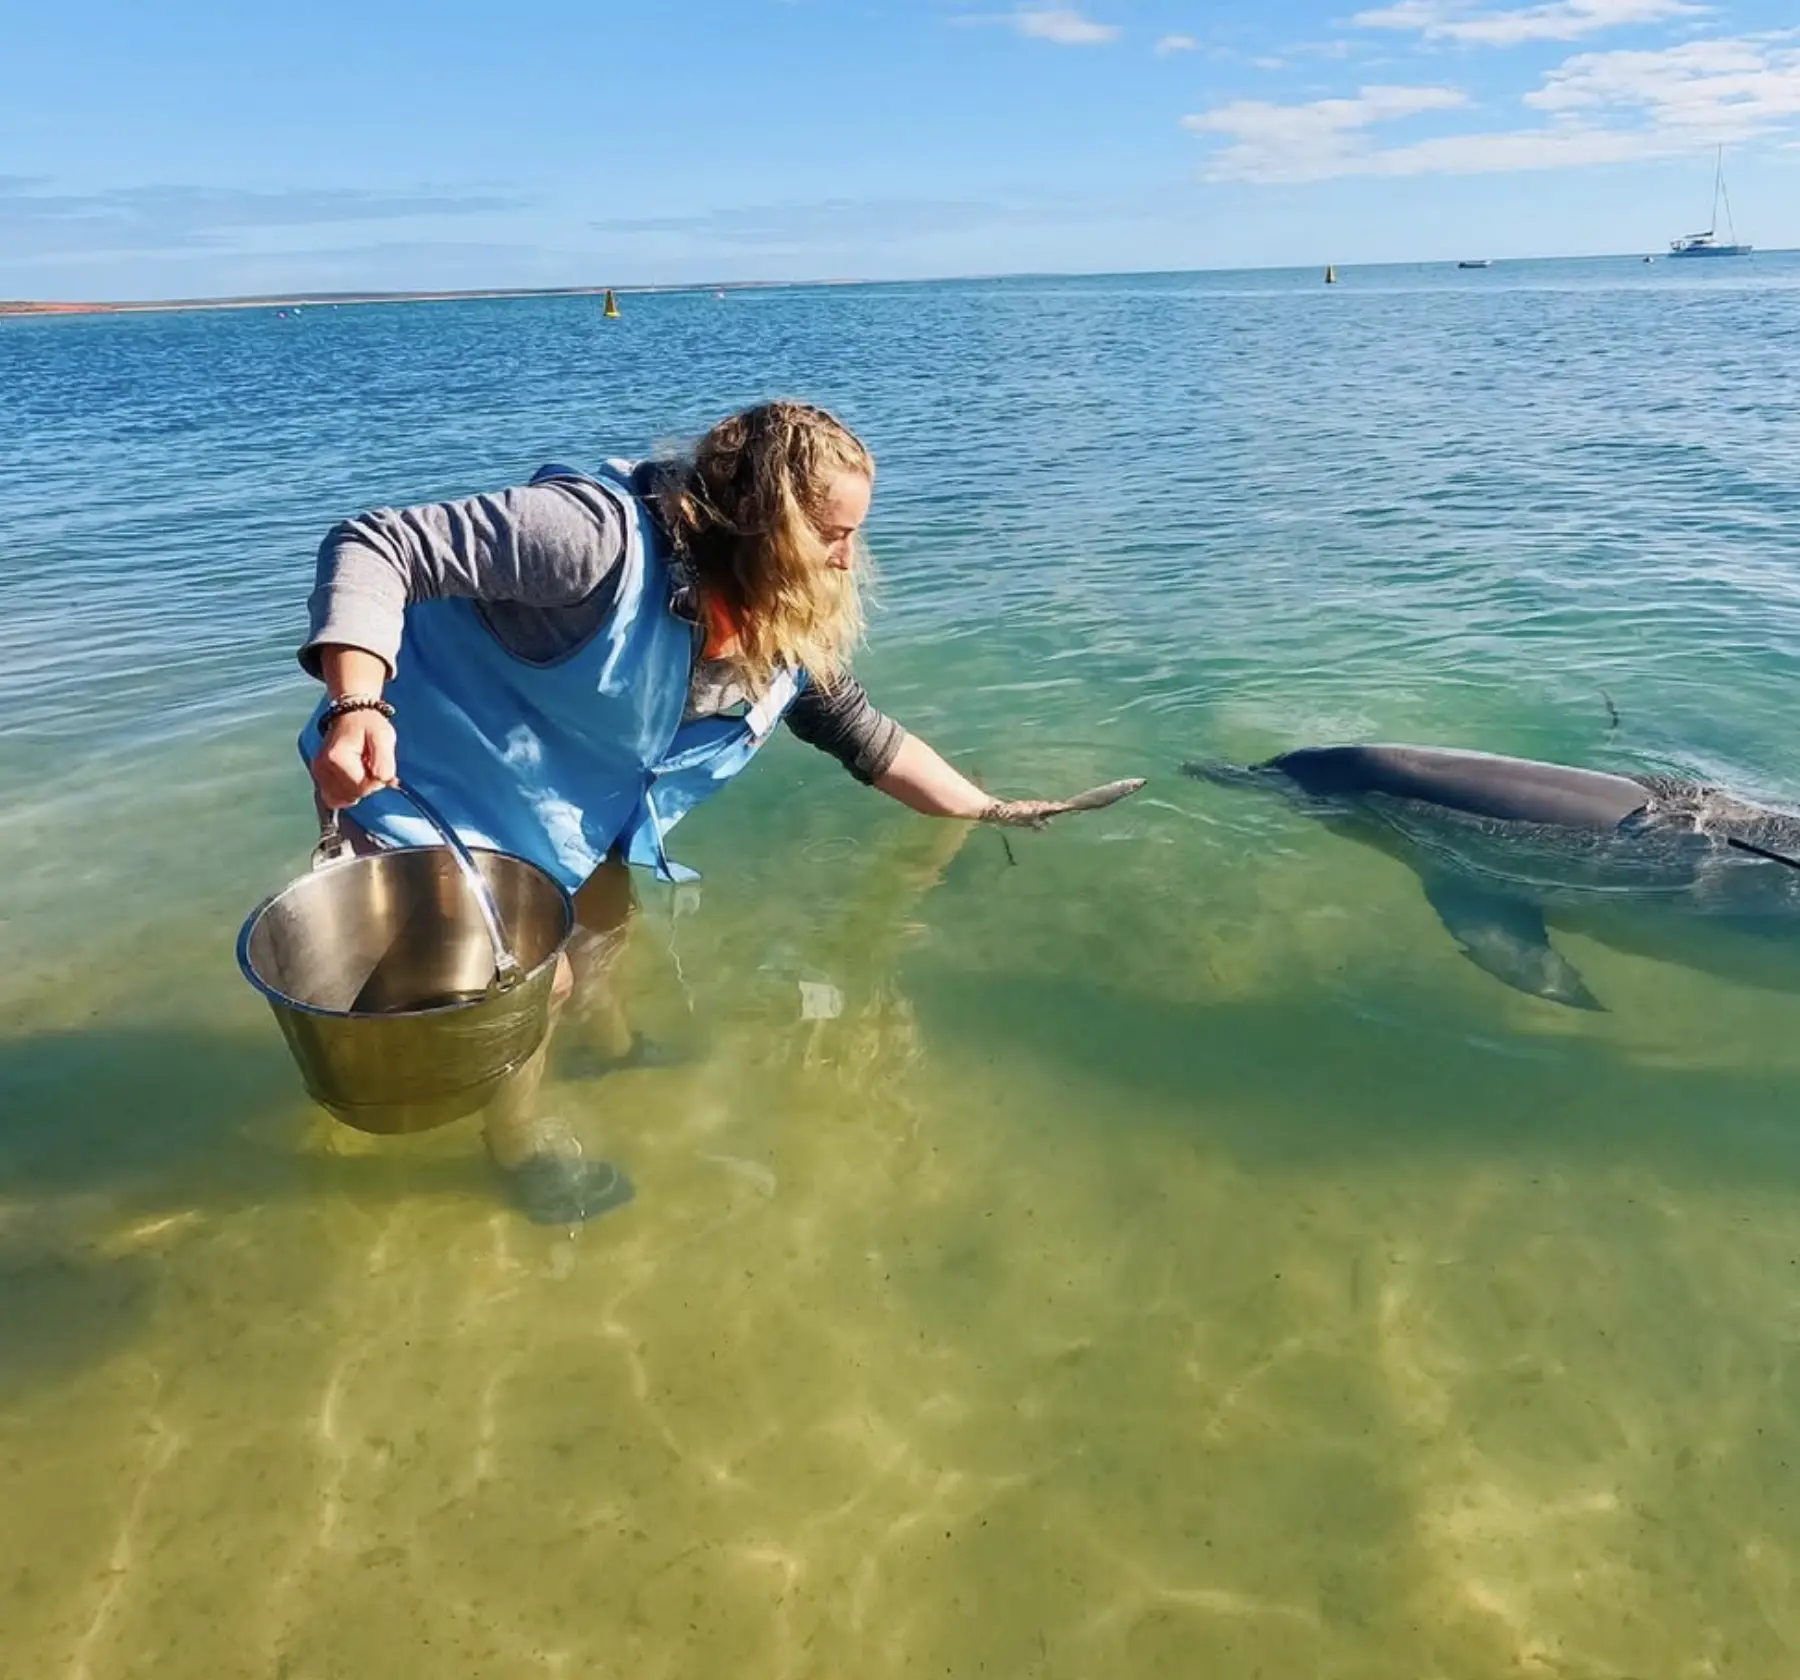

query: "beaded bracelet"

left=320, top=693, right=396, bottom=732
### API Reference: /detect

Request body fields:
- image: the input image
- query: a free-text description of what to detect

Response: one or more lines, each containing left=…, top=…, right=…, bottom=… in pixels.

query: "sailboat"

left=1669, top=147, right=1750, bottom=257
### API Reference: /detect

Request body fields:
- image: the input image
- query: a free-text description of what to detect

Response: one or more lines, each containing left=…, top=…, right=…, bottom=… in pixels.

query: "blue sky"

left=2, top=0, right=1795, bottom=298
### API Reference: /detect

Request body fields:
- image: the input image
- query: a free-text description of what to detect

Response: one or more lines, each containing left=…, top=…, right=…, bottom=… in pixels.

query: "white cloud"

left=1353, top=0, right=1704, bottom=48
left=1252, top=56, right=1290, bottom=69
left=1529, top=36, right=1800, bottom=134
left=1182, top=84, right=1468, bottom=180
left=1012, top=8, right=1119, bottom=44
left=1185, top=35, right=1800, bottom=180
left=1278, top=39, right=1357, bottom=59
left=1155, top=33, right=1200, bottom=55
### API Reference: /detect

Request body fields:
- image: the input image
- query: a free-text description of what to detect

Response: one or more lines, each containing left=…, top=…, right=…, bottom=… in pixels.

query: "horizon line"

left=5, top=249, right=1795, bottom=317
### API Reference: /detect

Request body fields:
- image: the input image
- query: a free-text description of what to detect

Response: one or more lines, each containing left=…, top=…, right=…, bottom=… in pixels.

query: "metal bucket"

left=238, top=785, right=575, bottom=1134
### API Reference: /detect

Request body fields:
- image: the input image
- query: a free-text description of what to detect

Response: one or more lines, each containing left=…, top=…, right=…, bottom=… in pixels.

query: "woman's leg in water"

left=482, top=854, right=641, bottom=1224
left=556, top=852, right=641, bottom=1062
left=320, top=805, right=640, bottom=1224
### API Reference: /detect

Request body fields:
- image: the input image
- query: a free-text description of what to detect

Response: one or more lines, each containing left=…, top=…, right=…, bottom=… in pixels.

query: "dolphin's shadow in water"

left=911, top=964, right=1800, bottom=1193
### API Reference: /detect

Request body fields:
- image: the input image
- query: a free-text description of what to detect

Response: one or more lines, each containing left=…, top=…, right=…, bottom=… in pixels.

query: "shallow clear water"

left=6, top=257, right=1800, bottom=1676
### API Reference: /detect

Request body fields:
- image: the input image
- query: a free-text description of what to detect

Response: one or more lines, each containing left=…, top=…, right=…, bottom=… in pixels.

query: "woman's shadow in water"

left=0, top=1020, right=508, bottom=1211
left=0, top=1026, right=276, bottom=1401
left=0, top=1214, right=158, bottom=1404
left=0, top=1020, right=499, bottom=1398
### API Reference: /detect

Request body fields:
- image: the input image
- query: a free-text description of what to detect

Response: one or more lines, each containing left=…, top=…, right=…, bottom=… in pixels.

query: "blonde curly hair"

left=650, top=400, right=873, bottom=694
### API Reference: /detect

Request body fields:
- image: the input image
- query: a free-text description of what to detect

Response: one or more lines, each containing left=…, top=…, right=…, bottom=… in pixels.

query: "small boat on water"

left=1456, top=259, right=1491, bottom=269
left=1670, top=147, right=1750, bottom=258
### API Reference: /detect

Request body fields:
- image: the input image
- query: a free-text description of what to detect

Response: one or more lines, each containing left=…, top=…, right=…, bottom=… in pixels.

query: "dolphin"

left=1185, top=744, right=1800, bottom=1011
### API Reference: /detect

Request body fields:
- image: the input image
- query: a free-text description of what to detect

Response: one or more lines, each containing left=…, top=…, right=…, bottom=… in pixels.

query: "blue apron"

left=299, top=460, right=802, bottom=887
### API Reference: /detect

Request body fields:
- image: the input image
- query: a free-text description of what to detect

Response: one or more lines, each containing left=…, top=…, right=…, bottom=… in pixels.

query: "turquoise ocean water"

left=5, top=256, right=1800, bottom=1676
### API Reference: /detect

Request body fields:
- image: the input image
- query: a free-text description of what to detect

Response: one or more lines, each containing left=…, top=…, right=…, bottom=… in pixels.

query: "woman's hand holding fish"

left=978, top=779, right=1147, bottom=829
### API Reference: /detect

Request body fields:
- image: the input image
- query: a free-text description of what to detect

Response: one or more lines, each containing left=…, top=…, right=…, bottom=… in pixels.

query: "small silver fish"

left=1058, top=778, right=1148, bottom=812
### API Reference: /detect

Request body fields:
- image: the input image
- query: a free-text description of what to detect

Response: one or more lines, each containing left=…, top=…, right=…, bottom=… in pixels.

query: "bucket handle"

left=316, top=784, right=526, bottom=994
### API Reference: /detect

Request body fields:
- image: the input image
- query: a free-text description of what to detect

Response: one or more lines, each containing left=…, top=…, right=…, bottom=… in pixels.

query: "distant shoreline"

left=0, top=279, right=867, bottom=318
left=5, top=252, right=1795, bottom=318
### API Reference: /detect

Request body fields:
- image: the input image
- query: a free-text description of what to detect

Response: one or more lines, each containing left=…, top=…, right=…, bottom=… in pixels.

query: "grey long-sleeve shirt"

left=299, top=471, right=906, bottom=784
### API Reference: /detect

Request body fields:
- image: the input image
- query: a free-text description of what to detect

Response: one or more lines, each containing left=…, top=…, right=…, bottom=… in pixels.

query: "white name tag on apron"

left=746, top=669, right=800, bottom=743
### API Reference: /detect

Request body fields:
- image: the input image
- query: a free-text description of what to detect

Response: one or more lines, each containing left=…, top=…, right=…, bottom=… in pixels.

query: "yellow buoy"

left=603, top=288, right=620, bottom=318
